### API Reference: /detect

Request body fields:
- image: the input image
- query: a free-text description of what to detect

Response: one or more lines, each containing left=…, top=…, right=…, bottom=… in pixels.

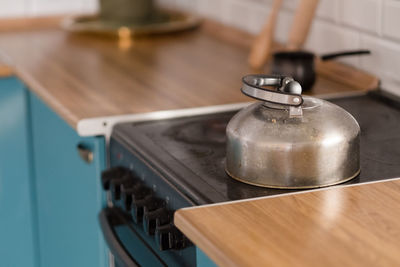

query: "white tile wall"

left=360, top=34, right=400, bottom=80
left=304, top=20, right=361, bottom=66
left=223, top=0, right=262, bottom=33
left=314, top=0, right=338, bottom=21
left=339, top=0, right=382, bottom=34
left=383, top=0, right=400, bottom=41
left=0, top=0, right=97, bottom=17
left=0, top=0, right=399, bottom=95
left=195, top=0, right=226, bottom=22
left=0, top=0, right=28, bottom=18
left=30, top=0, right=82, bottom=16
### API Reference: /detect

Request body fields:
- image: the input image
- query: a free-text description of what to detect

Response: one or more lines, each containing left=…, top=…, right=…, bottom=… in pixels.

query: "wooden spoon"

left=248, top=0, right=283, bottom=69
left=287, top=0, right=319, bottom=50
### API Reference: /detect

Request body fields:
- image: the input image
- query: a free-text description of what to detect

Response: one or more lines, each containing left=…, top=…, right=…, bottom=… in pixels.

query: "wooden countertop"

left=0, top=65, right=12, bottom=77
left=0, top=17, right=368, bottom=131
left=175, top=178, right=400, bottom=267
left=0, top=57, right=13, bottom=77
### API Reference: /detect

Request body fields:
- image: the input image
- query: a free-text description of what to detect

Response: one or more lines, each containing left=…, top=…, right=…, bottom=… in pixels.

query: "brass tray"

left=62, top=10, right=201, bottom=38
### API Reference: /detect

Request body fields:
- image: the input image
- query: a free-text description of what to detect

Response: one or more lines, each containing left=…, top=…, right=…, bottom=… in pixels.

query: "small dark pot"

left=271, top=49, right=371, bottom=92
left=271, top=51, right=316, bottom=92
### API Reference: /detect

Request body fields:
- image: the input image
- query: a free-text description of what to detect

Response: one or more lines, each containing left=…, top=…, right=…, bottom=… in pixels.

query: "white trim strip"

left=77, top=102, right=253, bottom=138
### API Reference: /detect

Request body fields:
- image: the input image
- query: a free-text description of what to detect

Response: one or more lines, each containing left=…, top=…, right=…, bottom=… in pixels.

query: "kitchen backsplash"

left=0, top=0, right=97, bottom=17
left=2, top=0, right=399, bottom=95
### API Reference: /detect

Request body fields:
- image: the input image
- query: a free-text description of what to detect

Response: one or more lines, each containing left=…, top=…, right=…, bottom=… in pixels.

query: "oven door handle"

left=99, top=208, right=139, bottom=267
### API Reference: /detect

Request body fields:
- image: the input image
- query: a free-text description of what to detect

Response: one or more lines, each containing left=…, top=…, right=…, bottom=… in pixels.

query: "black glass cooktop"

left=112, top=90, right=400, bottom=204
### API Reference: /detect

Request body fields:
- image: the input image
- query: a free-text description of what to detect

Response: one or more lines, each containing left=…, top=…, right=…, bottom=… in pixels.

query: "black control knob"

left=131, top=193, right=153, bottom=224
left=170, top=228, right=191, bottom=250
left=110, top=175, right=134, bottom=201
left=155, top=224, right=174, bottom=251
left=101, top=166, right=130, bottom=190
left=155, top=224, right=191, bottom=251
left=143, top=206, right=169, bottom=235
left=120, top=182, right=143, bottom=211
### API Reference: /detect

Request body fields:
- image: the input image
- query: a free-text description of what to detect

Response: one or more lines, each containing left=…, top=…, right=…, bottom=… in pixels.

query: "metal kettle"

left=225, top=74, right=360, bottom=189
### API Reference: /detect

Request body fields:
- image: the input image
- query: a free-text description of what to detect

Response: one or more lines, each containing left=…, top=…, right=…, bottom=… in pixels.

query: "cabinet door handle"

left=77, top=143, right=93, bottom=164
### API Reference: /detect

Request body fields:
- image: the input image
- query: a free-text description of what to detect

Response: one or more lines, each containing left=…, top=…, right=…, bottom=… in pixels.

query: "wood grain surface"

left=248, top=0, right=283, bottom=69
left=0, top=17, right=369, bottom=129
left=0, top=15, right=65, bottom=32
left=175, top=179, right=400, bottom=267
left=287, top=0, right=319, bottom=50
left=0, top=64, right=13, bottom=77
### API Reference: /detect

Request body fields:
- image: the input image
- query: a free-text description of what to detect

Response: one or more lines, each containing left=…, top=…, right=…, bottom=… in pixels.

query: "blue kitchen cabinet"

left=0, top=77, right=38, bottom=267
left=197, top=247, right=218, bottom=267
left=29, top=92, right=108, bottom=267
left=0, top=76, right=218, bottom=267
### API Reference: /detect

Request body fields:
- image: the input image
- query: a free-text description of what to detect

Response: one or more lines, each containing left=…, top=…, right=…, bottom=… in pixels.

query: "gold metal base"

left=225, top=167, right=361, bottom=189
left=61, top=10, right=201, bottom=38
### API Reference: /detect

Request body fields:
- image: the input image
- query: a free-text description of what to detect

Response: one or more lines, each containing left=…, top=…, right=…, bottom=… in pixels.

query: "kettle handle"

left=241, top=75, right=304, bottom=106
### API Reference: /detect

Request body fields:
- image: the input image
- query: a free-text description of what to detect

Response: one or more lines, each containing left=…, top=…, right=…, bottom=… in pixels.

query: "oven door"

left=99, top=208, right=167, bottom=267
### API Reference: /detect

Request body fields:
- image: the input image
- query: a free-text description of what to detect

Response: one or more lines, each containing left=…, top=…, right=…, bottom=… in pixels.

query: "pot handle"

left=321, top=50, right=370, bottom=61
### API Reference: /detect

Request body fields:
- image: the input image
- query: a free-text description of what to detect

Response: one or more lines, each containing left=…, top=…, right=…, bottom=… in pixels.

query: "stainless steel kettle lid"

left=225, top=74, right=360, bottom=189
